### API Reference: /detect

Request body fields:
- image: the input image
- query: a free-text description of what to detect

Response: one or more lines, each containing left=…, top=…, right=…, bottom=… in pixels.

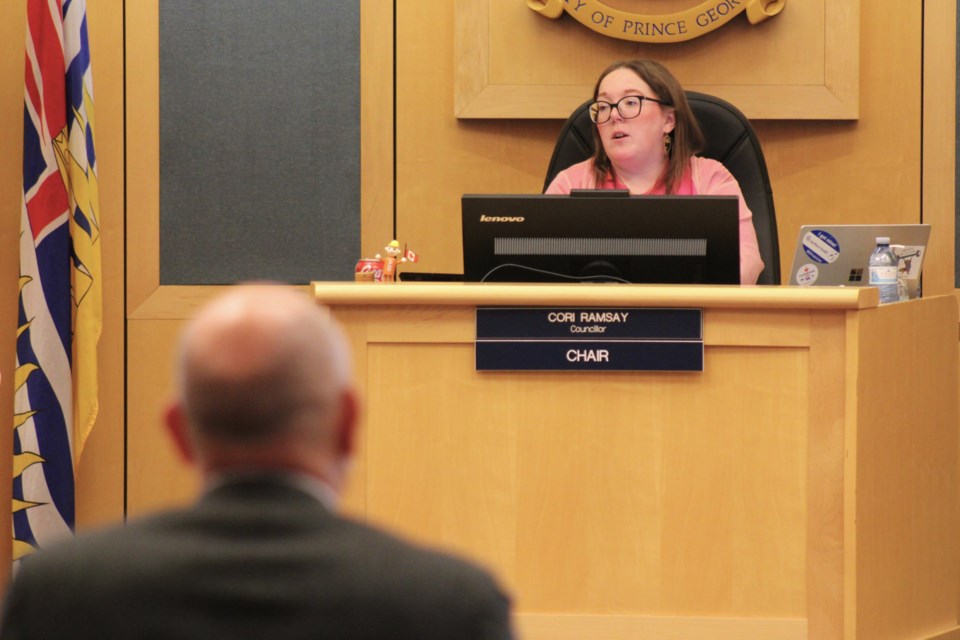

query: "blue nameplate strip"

left=475, top=307, right=704, bottom=372
left=477, top=307, right=702, bottom=340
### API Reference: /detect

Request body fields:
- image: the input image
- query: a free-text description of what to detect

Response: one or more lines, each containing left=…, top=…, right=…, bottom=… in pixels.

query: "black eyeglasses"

left=588, top=95, right=670, bottom=124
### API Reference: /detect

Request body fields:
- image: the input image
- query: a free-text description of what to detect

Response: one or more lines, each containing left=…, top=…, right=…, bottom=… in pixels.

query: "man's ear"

left=335, top=389, right=359, bottom=458
left=164, top=401, right=197, bottom=465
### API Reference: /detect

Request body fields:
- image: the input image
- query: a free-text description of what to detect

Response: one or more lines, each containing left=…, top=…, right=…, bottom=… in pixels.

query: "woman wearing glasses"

left=545, top=59, right=763, bottom=284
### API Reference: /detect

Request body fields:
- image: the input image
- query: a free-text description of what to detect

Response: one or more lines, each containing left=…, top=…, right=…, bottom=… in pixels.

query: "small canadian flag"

left=403, top=245, right=420, bottom=263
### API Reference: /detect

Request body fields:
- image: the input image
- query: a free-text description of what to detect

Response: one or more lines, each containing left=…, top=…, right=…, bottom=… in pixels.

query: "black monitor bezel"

left=461, top=193, right=741, bottom=285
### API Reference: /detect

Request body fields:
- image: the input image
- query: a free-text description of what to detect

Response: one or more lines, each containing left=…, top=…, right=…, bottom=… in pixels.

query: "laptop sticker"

left=795, top=263, right=819, bottom=286
left=802, top=229, right=840, bottom=264
left=894, top=245, right=924, bottom=279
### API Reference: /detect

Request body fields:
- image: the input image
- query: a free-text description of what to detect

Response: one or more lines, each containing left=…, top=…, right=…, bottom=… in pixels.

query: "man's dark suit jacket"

left=0, top=478, right=514, bottom=639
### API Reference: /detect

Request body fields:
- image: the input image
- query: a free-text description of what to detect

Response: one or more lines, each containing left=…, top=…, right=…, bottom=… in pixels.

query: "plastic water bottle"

left=868, top=237, right=899, bottom=304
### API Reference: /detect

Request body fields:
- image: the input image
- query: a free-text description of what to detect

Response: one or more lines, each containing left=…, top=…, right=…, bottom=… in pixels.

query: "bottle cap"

left=876, top=236, right=890, bottom=244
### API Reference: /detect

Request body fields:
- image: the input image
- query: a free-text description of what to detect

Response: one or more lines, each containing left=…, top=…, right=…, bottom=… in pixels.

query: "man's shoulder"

left=73, top=504, right=500, bottom=591
left=17, top=509, right=183, bottom=568
left=332, top=516, right=514, bottom=636
left=335, top=515, right=499, bottom=586
left=7, top=508, right=514, bottom=639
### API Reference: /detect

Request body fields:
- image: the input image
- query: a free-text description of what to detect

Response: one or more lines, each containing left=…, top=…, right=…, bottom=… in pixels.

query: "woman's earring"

left=664, top=133, right=673, bottom=156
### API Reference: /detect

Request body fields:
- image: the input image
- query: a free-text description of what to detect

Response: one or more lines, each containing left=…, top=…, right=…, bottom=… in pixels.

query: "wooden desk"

left=313, top=282, right=960, bottom=640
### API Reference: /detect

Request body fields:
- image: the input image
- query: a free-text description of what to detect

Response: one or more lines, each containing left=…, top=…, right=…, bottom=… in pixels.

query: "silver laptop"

left=788, top=224, right=931, bottom=297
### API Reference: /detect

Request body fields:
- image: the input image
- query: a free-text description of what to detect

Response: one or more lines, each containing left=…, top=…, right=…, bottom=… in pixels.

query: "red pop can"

left=355, top=258, right=383, bottom=282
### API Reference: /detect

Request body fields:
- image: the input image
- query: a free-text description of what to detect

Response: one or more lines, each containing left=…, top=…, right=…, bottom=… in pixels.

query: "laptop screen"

left=788, top=224, right=930, bottom=296
left=461, top=193, right=740, bottom=284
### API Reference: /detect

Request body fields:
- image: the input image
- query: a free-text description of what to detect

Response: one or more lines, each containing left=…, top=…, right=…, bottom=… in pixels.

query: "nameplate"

left=475, top=307, right=703, bottom=371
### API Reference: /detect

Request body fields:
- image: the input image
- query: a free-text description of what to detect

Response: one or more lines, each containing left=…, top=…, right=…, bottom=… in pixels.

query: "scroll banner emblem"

left=527, top=0, right=785, bottom=43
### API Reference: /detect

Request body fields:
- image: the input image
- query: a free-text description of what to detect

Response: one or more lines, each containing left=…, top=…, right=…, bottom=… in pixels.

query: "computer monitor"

left=461, top=193, right=741, bottom=284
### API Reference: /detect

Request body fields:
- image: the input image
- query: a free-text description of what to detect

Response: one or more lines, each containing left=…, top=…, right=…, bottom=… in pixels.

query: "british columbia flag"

left=14, top=0, right=102, bottom=561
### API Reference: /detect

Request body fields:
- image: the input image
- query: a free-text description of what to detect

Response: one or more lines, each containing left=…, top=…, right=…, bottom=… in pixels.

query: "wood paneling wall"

left=76, top=0, right=126, bottom=533
left=0, top=0, right=26, bottom=594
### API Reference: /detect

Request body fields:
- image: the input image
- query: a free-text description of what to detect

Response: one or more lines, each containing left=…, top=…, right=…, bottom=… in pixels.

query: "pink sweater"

left=546, top=157, right=764, bottom=285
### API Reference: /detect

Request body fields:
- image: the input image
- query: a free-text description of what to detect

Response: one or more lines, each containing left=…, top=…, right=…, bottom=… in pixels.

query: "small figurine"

left=375, top=240, right=420, bottom=282
left=376, top=240, right=403, bottom=282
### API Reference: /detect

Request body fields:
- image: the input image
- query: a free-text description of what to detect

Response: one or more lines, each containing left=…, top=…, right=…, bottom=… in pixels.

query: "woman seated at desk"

left=545, top=59, right=764, bottom=285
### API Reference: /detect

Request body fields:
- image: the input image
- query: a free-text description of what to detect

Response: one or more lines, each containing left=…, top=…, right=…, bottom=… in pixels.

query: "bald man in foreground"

left=0, top=286, right=515, bottom=640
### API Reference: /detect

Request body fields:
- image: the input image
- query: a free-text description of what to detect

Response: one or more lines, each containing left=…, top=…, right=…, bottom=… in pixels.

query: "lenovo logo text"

left=480, top=215, right=525, bottom=223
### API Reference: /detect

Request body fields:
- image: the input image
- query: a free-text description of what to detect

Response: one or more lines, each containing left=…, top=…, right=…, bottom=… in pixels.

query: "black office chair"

left=542, top=91, right=781, bottom=285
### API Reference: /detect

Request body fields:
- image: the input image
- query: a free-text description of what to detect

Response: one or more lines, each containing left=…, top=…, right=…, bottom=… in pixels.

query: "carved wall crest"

left=527, top=0, right=785, bottom=43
